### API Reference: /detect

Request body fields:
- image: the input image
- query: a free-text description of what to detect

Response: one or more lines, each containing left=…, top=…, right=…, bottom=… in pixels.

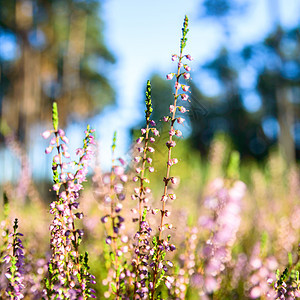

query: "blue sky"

left=90, top=0, right=300, bottom=169
left=2, top=0, right=300, bottom=181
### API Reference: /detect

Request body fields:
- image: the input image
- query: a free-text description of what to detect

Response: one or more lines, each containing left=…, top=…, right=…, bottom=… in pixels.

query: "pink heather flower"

left=63, top=152, right=70, bottom=158
left=177, top=117, right=185, bottom=124
left=205, top=276, right=218, bottom=294
left=172, top=158, right=178, bottom=164
left=50, top=137, right=56, bottom=145
left=150, top=120, right=156, bottom=126
left=149, top=167, right=154, bottom=173
left=166, top=73, right=174, bottom=80
left=119, top=157, right=126, bottom=165
left=134, top=156, right=141, bottom=163
left=147, top=157, right=152, bottom=164
left=169, top=193, right=176, bottom=200
left=161, top=195, right=168, bottom=202
left=178, top=62, right=183, bottom=68
left=152, top=208, right=159, bottom=215
left=171, top=54, right=177, bottom=61
left=61, top=143, right=68, bottom=152
left=58, top=129, right=65, bottom=136
left=147, top=147, right=155, bottom=153
left=181, top=94, right=189, bottom=101
left=175, top=130, right=182, bottom=137
left=60, top=173, right=67, bottom=181
left=136, top=137, right=143, bottom=144
left=138, top=147, right=144, bottom=153
left=165, top=211, right=171, bottom=217
left=169, top=129, right=175, bottom=136
left=42, top=130, right=52, bottom=139
left=121, top=174, right=127, bottom=183
left=186, top=54, right=193, bottom=61
left=76, top=148, right=84, bottom=156
left=183, top=72, right=190, bottom=80
left=133, top=176, right=138, bottom=182
left=45, top=146, right=53, bottom=154
left=178, top=106, right=187, bottom=113
left=114, top=165, right=124, bottom=176
left=169, top=105, right=175, bottom=113
left=175, top=82, right=181, bottom=90
left=249, top=286, right=261, bottom=298
left=54, top=155, right=60, bottom=164
left=171, top=177, right=179, bottom=184
left=60, top=191, right=67, bottom=200
left=53, top=183, right=60, bottom=191
left=141, top=128, right=146, bottom=135
left=135, top=168, right=142, bottom=174
left=163, top=116, right=169, bottom=122
left=149, top=137, right=155, bottom=143
left=152, top=128, right=159, bottom=136
left=61, top=136, right=69, bottom=144
left=182, top=84, right=190, bottom=92
left=184, top=64, right=191, bottom=72
left=166, top=141, right=176, bottom=148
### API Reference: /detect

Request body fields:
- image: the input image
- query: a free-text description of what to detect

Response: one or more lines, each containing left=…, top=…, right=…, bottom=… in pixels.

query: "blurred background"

left=1, top=2, right=300, bottom=298
left=0, top=0, right=300, bottom=182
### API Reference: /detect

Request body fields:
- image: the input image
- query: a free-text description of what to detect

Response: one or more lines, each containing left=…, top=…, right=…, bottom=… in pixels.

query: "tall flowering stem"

left=150, top=15, right=192, bottom=299
left=3, top=219, right=25, bottom=300
left=131, top=81, right=158, bottom=298
left=43, top=102, right=96, bottom=299
left=101, top=132, right=129, bottom=298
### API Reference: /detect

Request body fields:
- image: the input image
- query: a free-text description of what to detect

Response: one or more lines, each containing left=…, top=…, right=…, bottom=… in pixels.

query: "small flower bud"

left=177, top=117, right=185, bottom=124
left=183, top=72, right=190, bottom=80
left=42, top=130, right=52, bottom=139
left=182, top=85, right=189, bottom=92
left=166, top=73, right=174, bottom=80
left=136, top=137, right=143, bottom=144
left=169, top=105, right=175, bottom=113
left=149, top=167, right=154, bottom=173
left=186, top=54, right=193, bottom=61
left=152, top=129, right=159, bottom=136
left=181, top=94, right=189, bottom=101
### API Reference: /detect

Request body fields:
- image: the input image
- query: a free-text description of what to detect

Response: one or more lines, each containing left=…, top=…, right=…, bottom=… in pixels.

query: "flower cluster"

left=3, top=219, right=25, bottom=300
left=131, top=81, right=158, bottom=299
left=198, top=178, right=246, bottom=295
left=247, top=243, right=278, bottom=299
left=171, top=227, right=198, bottom=299
left=43, top=102, right=96, bottom=299
left=149, top=15, right=191, bottom=299
left=99, top=132, right=129, bottom=298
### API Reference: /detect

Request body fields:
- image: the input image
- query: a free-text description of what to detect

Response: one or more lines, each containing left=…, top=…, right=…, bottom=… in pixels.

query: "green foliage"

left=52, top=102, right=59, bottom=132
left=180, top=15, right=189, bottom=51
left=145, top=80, right=153, bottom=121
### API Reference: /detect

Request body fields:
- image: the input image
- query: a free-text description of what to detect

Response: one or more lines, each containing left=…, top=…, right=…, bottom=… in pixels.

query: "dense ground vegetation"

left=1, top=15, right=300, bottom=300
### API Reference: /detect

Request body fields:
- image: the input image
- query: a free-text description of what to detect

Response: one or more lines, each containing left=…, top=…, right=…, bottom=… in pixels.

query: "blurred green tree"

left=0, top=0, right=115, bottom=146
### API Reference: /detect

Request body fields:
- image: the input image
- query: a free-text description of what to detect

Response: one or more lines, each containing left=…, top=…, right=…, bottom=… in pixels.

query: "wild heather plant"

left=43, top=102, right=96, bottom=299
left=148, top=17, right=192, bottom=300
left=3, top=219, right=25, bottom=300
left=99, top=132, right=130, bottom=298
left=131, top=80, right=158, bottom=299
left=2, top=15, right=300, bottom=300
